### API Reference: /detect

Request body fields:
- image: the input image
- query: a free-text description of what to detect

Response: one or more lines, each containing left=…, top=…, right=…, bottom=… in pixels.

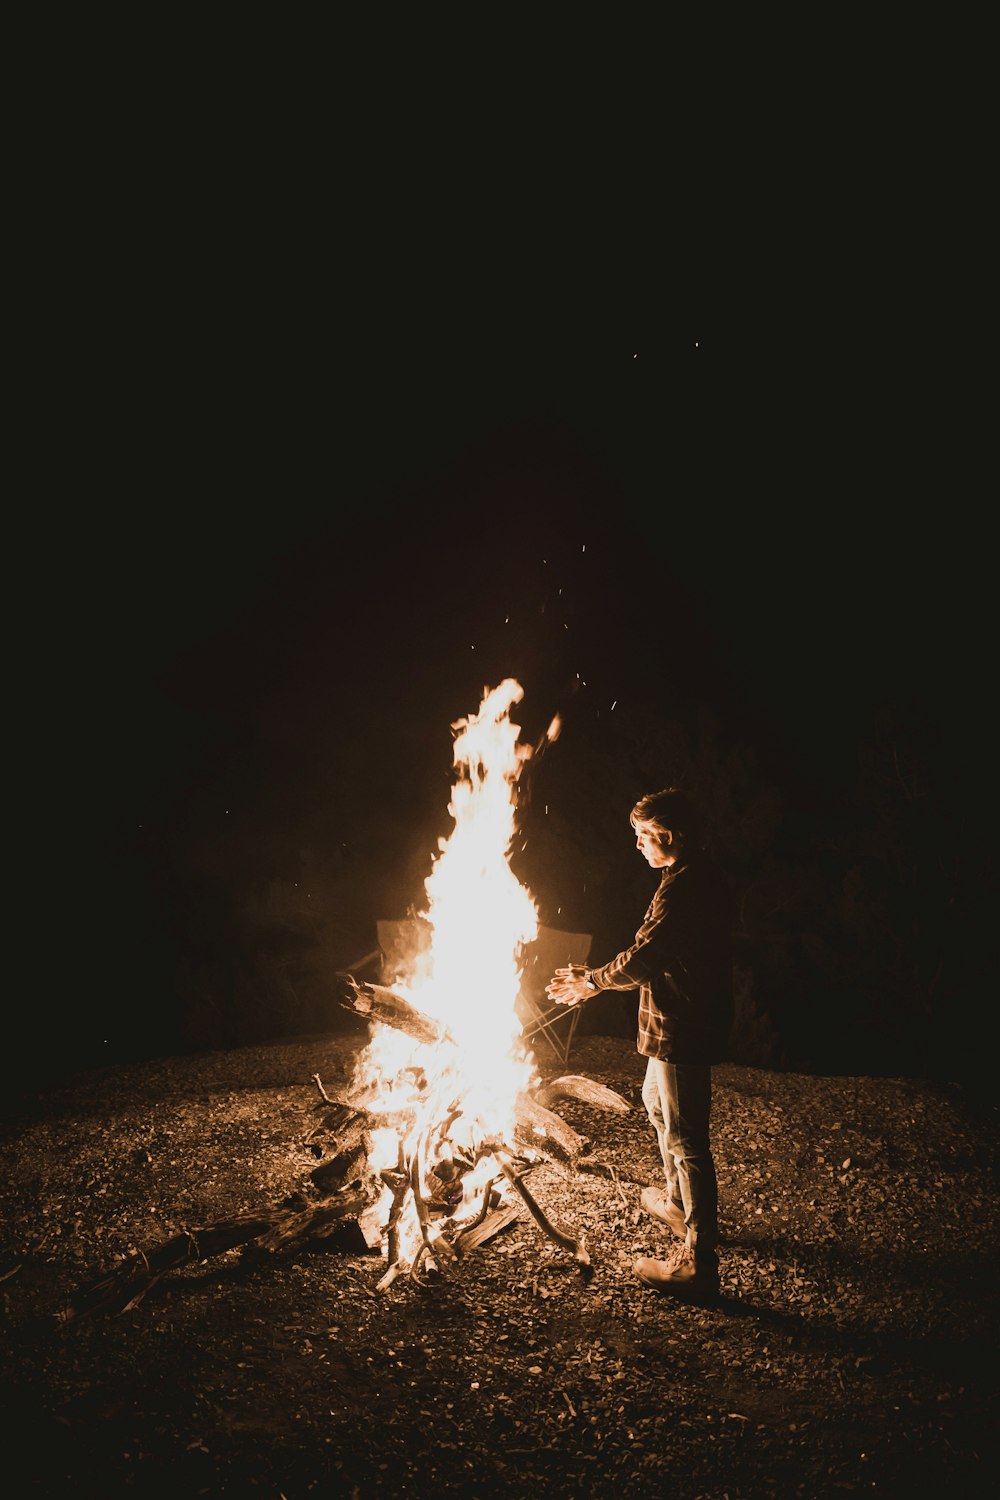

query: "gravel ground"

left=1, top=1031, right=997, bottom=1498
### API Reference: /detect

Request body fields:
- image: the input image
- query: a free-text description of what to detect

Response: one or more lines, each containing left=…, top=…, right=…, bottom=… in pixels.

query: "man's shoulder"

left=668, top=856, right=732, bottom=908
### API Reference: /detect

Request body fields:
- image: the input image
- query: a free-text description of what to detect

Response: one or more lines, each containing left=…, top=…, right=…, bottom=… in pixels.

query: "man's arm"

left=546, top=879, right=678, bottom=1005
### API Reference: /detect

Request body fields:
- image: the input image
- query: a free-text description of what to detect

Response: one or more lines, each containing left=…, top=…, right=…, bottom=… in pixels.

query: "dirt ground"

left=1, top=1031, right=997, bottom=1499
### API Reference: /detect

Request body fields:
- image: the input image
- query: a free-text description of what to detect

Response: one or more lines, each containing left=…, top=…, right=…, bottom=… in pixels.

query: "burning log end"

left=334, top=976, right=450, bottom=1048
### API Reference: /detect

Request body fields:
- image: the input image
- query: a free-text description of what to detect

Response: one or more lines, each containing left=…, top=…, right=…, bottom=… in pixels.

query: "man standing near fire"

left=546, top=787, right=733, bottom=1300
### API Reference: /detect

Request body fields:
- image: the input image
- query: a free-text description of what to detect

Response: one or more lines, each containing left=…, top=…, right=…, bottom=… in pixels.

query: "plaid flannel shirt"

left=588, top=858, right=733, bottom=1064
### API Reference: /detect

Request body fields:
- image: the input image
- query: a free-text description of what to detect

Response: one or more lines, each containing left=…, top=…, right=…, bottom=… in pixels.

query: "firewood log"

left=309, top=1145, right=371, bottom=1193
left=514, top=1091, right=590, bottom=1167
left=533, top=1075, right=632, bottom=1113
left=334, top=976, right=450, bottom=1047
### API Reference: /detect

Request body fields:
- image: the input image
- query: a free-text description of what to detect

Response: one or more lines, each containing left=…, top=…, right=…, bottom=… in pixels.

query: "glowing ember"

left=350, top=679, right=543, bottom=1274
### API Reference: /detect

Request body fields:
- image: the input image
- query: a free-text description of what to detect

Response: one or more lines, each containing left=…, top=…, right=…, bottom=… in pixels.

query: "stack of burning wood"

left=39, top=976, right=634, bottom=1331
left=324, top=975, right=635, bottom=1289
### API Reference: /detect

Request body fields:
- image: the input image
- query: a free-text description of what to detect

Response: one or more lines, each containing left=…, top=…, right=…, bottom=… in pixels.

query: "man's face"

left=634, top=820, right=675, bottom=868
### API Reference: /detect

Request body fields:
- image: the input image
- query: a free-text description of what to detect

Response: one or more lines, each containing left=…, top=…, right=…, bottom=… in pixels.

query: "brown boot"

left=634, top=1243, right=719, bottom=1300
left=640, top=1186, right=686, bottom=1239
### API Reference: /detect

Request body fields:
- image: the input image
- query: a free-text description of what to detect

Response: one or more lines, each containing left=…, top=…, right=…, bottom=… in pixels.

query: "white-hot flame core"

left=355, top=679, right=541, bottom=1257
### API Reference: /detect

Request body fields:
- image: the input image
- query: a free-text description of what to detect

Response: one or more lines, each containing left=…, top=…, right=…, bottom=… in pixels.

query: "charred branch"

left=309, top=1145, right=370, bottom=1194
left=496, top=1152, right=590, bottom=1267
left=45, top=1211, right=303, bottom=1329
left=311, top=1072, right=333, bottom=1104
left=455, top=1203, right=520, bottom=1255
left=380, top=1162, right=410, bottom=1274
left=250, top=1179, right=381, bottom=1255
left=306, top=1101, right=372, bottom=1148
left=409, top=1139, right=457, bottom=1275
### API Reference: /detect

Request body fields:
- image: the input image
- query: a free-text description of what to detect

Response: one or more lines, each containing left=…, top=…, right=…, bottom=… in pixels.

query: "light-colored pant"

left=641, top=1056, right=719, bottom=1252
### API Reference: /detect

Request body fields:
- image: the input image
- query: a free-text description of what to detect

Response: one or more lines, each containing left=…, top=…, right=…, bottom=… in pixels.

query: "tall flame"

left=353, top=679, right=541, bottom=1260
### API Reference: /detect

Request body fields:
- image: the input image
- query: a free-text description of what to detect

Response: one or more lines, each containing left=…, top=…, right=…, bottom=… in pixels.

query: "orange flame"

left=354, top=679, right=541, bottom=1263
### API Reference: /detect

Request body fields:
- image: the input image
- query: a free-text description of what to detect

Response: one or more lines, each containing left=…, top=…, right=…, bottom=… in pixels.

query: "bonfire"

left=331, top=678, right=630, bottom=1287
left=45, top=682, right=630, bottom=1328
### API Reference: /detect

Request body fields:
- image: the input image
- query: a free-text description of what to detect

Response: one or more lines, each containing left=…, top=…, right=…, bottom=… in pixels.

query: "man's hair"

left=629, top=787, right=702, bottom=843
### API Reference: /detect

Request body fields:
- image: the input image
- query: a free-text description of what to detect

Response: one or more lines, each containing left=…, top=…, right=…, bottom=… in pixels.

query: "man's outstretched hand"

left=545, top=964, right=593, bottom=1007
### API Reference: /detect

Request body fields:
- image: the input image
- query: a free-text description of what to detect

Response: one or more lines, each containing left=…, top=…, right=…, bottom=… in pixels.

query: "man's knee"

left=665, top=1128, right=709, bottom=1164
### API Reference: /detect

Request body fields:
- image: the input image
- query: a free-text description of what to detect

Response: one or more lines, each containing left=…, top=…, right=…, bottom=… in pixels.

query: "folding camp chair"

left=515, top=926, right=592, bottom=1064
left=375, top=918, right=431, bottom=985
left=340, top=920, right=430, bottom=985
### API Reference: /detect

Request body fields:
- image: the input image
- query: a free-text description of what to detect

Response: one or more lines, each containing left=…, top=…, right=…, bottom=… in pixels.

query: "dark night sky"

left=16, top=308, right=986, bottom=1087
left=10, top=23, right=990, bottom=1093
left=66, top=323, right=978, bottom=804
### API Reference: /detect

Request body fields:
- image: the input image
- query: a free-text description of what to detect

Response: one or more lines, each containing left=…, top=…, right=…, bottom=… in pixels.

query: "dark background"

left=13, top=206, right=987, bottom=1097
